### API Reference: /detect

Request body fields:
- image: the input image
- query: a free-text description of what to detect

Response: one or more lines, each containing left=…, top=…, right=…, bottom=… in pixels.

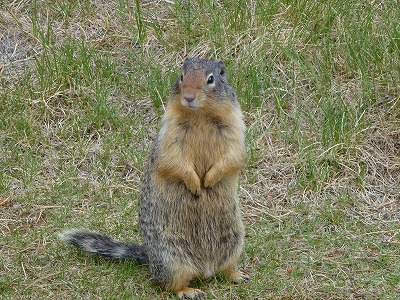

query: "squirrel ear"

left=216, top=60, right=226, bottom=76
left=183, top=57, right=192, bottom=70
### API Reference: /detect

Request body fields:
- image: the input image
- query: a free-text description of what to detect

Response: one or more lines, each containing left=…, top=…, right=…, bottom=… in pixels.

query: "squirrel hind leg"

left=217, top=252, right=249, bottom=283
left=164, top=268, right=205, bottom=299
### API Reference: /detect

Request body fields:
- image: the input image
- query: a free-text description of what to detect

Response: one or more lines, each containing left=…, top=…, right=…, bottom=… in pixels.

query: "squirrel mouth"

left=182, top=100, right=200, bottom=109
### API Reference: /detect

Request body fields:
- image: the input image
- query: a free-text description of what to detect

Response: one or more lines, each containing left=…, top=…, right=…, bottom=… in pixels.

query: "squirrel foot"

left=176, top=287, right=205, bottom=299
left=227, top=270, right=249, bottom=283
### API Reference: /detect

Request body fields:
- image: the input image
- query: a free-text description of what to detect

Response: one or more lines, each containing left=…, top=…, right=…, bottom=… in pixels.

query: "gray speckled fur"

left=58, top=229, right=149, bottom=264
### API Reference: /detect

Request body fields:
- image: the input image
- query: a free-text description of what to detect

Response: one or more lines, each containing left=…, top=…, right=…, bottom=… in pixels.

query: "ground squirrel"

left=59, top=57, right=247, bottom=299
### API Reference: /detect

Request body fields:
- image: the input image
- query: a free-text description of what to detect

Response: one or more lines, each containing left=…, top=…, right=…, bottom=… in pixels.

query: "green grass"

left=1, top=0, right=399, bottom=299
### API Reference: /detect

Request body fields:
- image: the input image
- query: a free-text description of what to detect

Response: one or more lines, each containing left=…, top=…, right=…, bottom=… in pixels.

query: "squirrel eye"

left=207, top=75, right=214, bottom=84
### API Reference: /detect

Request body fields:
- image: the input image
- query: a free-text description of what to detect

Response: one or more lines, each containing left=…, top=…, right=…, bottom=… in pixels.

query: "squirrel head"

left=172, top=57, right=237, bottom=110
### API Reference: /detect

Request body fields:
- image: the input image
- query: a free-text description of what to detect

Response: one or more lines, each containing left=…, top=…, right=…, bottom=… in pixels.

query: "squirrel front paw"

left=184, top=172, right=201, bottom=195
left=204, top=167, right=219, bottom=189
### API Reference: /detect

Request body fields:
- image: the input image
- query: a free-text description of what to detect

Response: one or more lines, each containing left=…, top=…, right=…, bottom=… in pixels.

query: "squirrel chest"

left=169, top=117, right=234, bottom=176
left=156, top=99, right=245, bottom=187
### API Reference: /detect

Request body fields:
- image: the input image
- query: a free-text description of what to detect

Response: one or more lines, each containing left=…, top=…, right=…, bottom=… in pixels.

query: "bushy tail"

left=58, top=229, right=149, bottom=265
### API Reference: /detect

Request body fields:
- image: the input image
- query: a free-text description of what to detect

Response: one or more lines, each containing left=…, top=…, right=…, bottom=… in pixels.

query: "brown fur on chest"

left=160, top=99, right=243, bottom=178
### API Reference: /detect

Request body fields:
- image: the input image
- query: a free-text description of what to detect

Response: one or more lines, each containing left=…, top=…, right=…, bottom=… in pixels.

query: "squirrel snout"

left=183, top=92, right=196, bottom=103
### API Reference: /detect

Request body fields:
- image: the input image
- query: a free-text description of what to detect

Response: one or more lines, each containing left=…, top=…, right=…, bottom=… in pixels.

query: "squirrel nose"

left=183, top=92, right=196, bottom=103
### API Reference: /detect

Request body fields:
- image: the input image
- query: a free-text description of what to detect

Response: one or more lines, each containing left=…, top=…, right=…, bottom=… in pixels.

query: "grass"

left=1, top=0, right=399, bottom=299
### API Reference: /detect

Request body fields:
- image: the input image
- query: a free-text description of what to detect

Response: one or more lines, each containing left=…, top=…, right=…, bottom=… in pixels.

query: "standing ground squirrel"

left=59, top=57, right=247, bottom=299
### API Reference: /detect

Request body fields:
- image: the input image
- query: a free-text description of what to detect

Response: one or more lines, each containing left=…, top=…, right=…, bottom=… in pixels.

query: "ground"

left=0, top=1, right=399, bottom=299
